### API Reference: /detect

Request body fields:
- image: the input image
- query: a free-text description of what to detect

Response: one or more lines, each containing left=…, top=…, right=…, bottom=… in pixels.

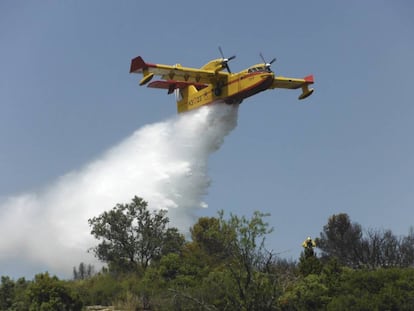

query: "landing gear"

left=214, top=86, right=222, bottom=97
left=214, top=81, right=224, bottom=97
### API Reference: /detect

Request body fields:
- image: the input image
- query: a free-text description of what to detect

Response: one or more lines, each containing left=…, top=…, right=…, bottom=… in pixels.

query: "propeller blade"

left=219, top=46, right=225, bottom=58
left=260, top=53, right=276, bottom=70
left=260, top=52, right=266, bottom=64
left=218, top=46, right=236, bottom=73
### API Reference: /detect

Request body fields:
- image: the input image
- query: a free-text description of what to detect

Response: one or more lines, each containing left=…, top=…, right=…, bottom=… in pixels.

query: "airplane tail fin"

left=130, top=56, right=156, bottom=85
left=298, top=75, right=314, bottom=100
left=129, top=56, right=147, bottom=73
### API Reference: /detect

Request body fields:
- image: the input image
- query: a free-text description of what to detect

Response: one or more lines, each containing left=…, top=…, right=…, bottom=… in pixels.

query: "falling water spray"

left=0, top=103, right=238, bottom=277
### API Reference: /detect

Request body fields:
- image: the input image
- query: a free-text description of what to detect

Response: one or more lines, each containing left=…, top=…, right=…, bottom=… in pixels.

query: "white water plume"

left=0, top=103, right=238, bottom=277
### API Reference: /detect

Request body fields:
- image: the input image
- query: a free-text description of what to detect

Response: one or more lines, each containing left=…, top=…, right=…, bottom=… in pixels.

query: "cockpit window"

left=248, top=66, right=272, bottom=73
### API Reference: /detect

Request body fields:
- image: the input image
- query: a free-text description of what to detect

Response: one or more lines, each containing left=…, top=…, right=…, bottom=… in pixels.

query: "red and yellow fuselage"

left=129, top=55, right=314, bottom=113
left=177, top=69, right=274, bottom=113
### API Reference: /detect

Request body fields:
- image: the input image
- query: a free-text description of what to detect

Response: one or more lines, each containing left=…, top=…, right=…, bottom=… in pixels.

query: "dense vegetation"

left=1, top=196, right=414, bottom=310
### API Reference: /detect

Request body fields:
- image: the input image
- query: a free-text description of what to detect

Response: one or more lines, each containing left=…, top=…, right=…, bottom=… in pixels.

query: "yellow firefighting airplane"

left=130, top=49, right=314, bottom=113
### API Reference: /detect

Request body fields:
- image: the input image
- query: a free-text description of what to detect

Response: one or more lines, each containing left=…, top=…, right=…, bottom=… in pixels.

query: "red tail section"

left=129, top=56, right=147, bottom=73
left=304, top=75, right=314, bottom=84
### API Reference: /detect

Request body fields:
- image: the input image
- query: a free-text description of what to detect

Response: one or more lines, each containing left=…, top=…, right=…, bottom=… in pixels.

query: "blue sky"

left=1, top=1, right=414, bottom=277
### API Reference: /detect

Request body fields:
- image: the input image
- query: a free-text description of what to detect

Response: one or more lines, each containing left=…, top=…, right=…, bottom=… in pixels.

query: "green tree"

left=298, top=251, right=322, bottom=276
left=72, top=272, right=124, bottom=306
left=399, top=227, right=414, bottom=266
left=190, top=217, right=231, bottom=260
left=0, top=276, right=15, bottom=310
left=204, top=211, right=280, bottom=311
left=280, top=273, right=330, bottom=310
left=27, top=273, right=82, bottom=311
left=326, top=268, right=414, bottom=310
left=316, top=213, right=364, bottom=267
left=318, top=213, right=414, bottom=269
left=360, top=228, right=398, bottom=268
left=360, top=228, right=414, bottom=268
left=134, top=211, right=283, bottom=310
left=0, top=276, right=30, bottom=310
left=73, top=262, right=95, bottom=280
left=88, top=196, right=184, bottom=273
left=159, top=227, right=186, bottom=259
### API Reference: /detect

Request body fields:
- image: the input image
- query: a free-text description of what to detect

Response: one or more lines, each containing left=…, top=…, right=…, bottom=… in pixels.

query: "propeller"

left=219, top=46, right=236, bottom=73
left=260, top=52, right=276, bottom=71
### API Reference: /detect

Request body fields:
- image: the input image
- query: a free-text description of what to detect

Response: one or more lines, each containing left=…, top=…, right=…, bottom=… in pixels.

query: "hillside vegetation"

left=1, top=196, right=414, bottom=310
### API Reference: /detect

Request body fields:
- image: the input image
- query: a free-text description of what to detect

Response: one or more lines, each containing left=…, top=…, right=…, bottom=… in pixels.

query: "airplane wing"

left=147, top=80, right=208, bottom=94
left=270, top=75, right=314, bottom=100
left=130, top=56, right=228, bottom=86
left=271, top=75, right=314, bottom=89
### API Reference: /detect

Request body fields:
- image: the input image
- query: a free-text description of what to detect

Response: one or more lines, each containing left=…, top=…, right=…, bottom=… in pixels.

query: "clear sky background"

left=1, top=1, right=413, bottom=278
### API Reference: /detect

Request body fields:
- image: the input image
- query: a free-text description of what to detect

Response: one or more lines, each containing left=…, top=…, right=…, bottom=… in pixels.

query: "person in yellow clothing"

left=302, top=236, right=316, bottom=257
